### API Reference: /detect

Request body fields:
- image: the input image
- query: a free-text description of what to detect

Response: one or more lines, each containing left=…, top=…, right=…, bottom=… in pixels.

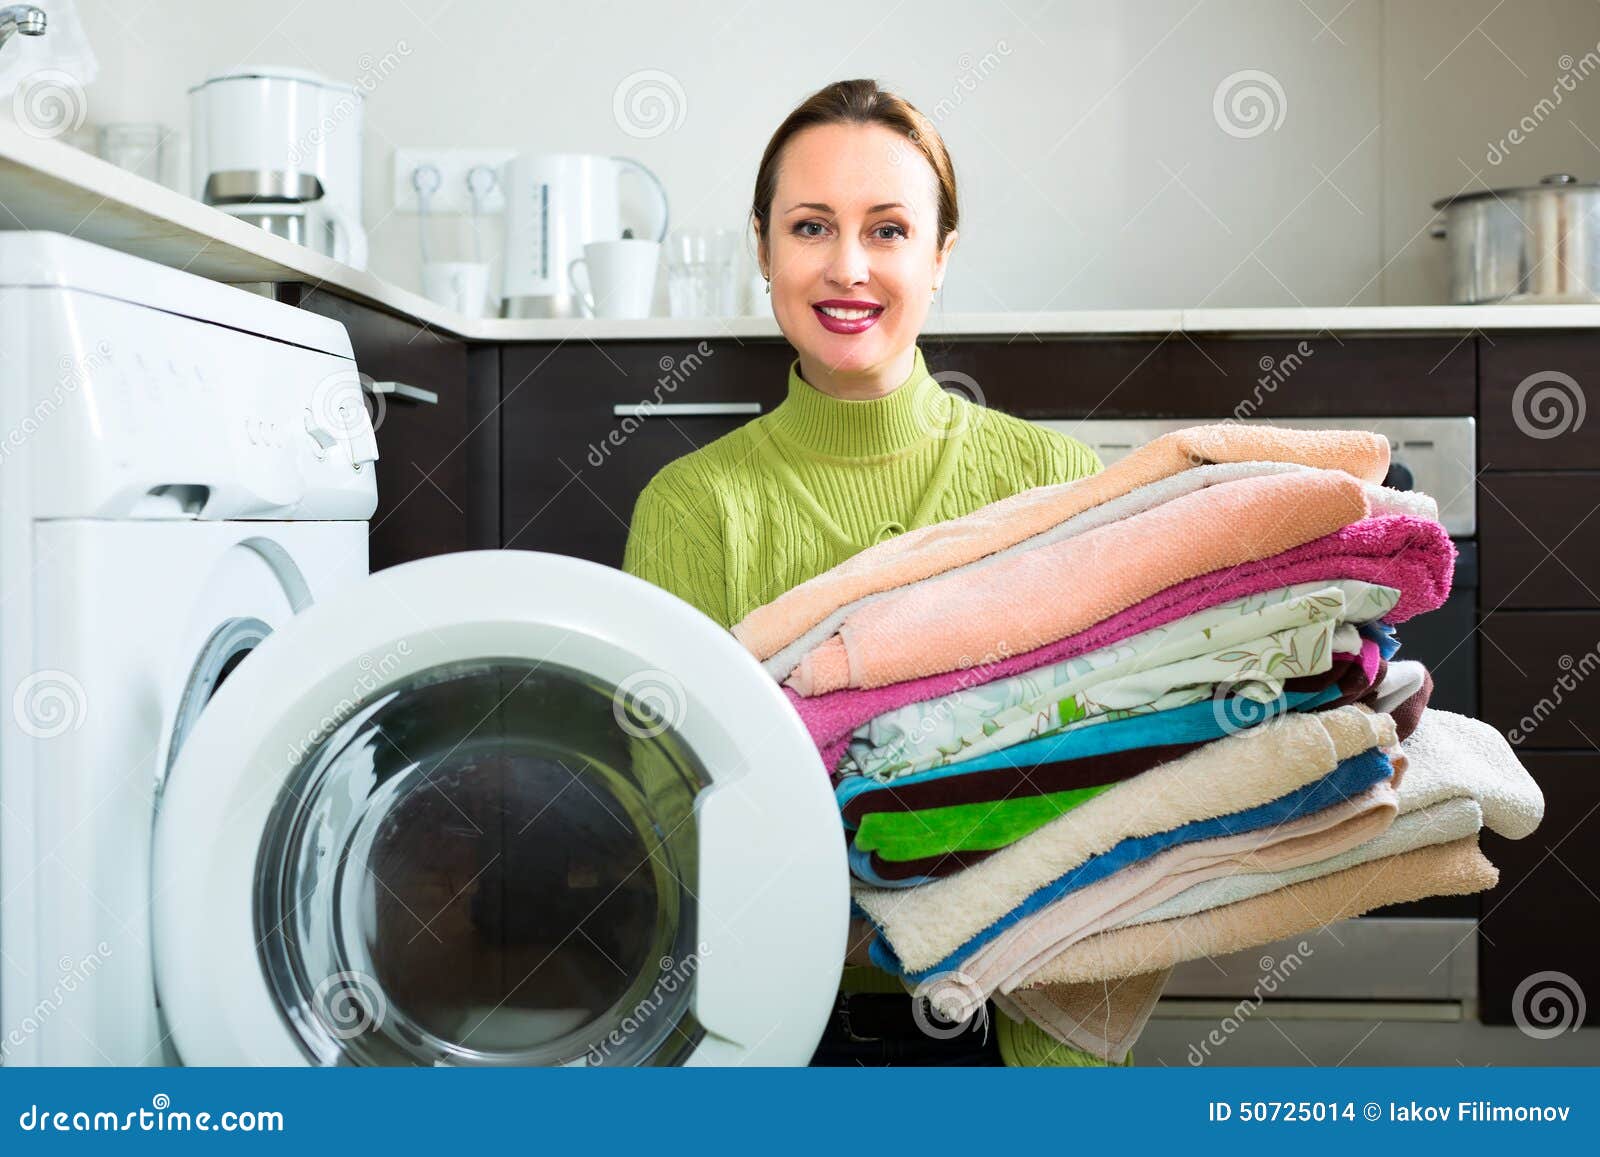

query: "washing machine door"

left=152, top=550, right=847, bottom=1066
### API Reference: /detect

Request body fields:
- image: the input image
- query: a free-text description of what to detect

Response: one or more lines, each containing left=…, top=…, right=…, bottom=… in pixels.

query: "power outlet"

left=392, top=147, right=518, bottom=214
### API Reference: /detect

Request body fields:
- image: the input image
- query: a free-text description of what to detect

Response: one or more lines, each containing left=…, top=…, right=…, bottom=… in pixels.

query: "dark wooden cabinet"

left=1479, top=473, right=1600, bottom=608
left=919, top=333, right=1476, bottom=419
left=1479, top=749, right=1600, bottom=1027
left=499, top=340, right=790, bottom=566
left=1479, top=610, right=1600, bottom=749
left=1474, top=331, right=1600, bottom=1028
left=1480, top=333, right=1600, bottom=469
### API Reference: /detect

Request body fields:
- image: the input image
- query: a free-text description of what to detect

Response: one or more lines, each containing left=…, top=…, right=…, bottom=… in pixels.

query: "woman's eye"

left=874, top=223, right=908, bottom=241
left=794, top=220, right=827, bottom=237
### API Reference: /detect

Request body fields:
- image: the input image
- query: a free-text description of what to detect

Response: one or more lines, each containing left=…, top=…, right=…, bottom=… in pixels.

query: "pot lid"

left=1432, top=172, right=1599, bottom=209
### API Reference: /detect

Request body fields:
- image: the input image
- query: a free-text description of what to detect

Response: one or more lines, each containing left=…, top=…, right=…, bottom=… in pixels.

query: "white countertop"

left=5, top=122, right=1600, bottom=343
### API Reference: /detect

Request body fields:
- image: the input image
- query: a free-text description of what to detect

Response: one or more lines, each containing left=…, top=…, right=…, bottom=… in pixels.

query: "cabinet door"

left=500, top=341, right=790, bottom=566
left=1478, top=750, right=1600, bottom=1028
left=1479, top=611, right=1600, bottom=750
left=1479, top=333, right=1600, bottom=469
left=1479, top=473, right=1600, bottom=609
left=291, top=289, right=498, bottom=572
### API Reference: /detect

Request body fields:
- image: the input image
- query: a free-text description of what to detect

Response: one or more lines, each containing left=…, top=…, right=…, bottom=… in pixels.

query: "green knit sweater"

left=621, top=344, right=1117, bottom=1068
left=622, top=345, right=1103, bottom=625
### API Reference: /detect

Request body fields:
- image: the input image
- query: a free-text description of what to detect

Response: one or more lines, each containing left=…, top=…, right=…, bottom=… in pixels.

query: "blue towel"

left=1360, top=619, right=1401, bottom=660
left=866, top=747, right=1395, bottom=980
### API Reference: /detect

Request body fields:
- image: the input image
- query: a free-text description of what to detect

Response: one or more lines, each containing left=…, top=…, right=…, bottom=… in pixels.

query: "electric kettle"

left=502, top=153, right=670, bottom=318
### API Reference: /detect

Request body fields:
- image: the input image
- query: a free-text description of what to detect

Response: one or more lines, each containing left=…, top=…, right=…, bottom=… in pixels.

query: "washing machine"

left=0, top=233, right=846, bottom=1068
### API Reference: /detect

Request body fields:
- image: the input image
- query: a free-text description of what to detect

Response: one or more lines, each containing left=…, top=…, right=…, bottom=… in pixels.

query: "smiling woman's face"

left=759, top=121, right=957, bottom=392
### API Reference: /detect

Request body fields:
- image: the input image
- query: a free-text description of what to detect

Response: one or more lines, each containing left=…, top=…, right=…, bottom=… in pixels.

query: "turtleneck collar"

left=766, top=346, right=952, bottom=458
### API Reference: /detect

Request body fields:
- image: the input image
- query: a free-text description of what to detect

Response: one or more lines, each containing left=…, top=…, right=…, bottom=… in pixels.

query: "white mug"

left=568, top=239, right=660, bottom=319
left=421, top=261, right=493, bottom=317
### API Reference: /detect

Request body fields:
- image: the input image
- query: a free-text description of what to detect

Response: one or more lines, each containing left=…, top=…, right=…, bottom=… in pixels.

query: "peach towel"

left=959, top=781, right=1399, bottom=1005
left=732, top=423, right=1389, bottom=662
left=1017, top=834, right=1497, bottom=987
left=788, top=469, right=1371, bottom=695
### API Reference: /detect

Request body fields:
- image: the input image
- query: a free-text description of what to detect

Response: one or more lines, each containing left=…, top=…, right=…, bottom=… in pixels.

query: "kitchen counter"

left=5, top=121, right=1600, bottom=342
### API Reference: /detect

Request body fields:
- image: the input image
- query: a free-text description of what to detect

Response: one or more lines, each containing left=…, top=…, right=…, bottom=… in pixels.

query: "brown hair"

left=750, top=78, right=959, bottom=250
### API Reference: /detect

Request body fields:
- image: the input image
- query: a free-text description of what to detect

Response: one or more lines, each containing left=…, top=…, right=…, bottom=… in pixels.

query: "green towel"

left=852, top=782, right=1115, bottom=860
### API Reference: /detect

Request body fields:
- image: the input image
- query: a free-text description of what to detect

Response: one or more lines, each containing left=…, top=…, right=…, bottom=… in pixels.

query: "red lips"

left=811, top=299, right=885, bottom=335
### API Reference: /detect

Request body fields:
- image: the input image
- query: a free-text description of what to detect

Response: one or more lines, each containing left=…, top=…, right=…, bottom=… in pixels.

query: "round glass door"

left=252, top=656, right=709, bottom=1066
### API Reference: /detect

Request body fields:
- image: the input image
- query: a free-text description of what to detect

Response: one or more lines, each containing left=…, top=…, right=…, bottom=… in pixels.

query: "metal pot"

left=1430, top=173, right=1600, bottom=303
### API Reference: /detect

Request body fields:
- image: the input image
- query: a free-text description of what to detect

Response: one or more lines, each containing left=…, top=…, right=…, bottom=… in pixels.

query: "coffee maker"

left=189, top=67, right=370, bottom=270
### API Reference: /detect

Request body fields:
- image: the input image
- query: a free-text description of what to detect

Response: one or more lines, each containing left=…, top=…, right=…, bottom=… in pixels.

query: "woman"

left=622, top=78, right=1110, bottom=1066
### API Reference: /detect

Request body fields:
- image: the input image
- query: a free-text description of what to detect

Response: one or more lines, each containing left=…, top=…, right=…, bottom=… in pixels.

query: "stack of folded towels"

left=731, top=424, right=1545, bottom=1064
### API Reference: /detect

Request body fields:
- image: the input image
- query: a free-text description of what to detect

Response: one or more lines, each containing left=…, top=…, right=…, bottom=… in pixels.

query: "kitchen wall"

left=42, top=0, right=1600, bottom=309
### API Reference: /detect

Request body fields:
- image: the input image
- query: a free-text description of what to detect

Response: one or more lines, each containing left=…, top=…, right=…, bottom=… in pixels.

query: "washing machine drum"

left=153, top=551, right=847, bottom=1067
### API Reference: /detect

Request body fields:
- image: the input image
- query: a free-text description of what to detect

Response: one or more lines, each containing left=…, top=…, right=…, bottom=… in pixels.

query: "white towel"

left=1369, top=659, right=1429, bottom=714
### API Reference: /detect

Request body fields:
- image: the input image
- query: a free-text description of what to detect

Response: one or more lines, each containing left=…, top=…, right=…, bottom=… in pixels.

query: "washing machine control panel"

left=13, top=288, right=379, bottom=521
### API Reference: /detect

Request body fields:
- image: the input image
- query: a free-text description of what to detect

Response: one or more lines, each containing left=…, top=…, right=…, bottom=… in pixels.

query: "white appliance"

left=188, top=67, right=370, bottom=270
left=502, top=153, right=670, bottom=318
left=0, top=233, right=845, bottom=1068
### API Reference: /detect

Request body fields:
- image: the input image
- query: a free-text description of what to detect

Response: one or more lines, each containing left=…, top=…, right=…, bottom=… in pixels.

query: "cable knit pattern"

left=622, top=345, right=1103, bottom=629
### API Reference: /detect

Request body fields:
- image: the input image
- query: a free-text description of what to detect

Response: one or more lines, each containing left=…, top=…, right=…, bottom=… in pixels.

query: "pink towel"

left=732, top=425, right=1391, bottom=661
left=800, top=515, right=1454, bottom=771
left=788, top=470, right=1371, bottom=696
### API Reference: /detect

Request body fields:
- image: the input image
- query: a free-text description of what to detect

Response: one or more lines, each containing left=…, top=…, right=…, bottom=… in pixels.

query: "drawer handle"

left=367, top=380, right=439, bottom=405
left=612, top=402, right=762, bottom=418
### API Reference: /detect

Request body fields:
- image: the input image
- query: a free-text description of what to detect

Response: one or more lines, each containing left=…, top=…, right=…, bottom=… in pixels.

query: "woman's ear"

left=756, top=226, right=769, bottom=281
left=934, top=228, right=958, bottom=286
